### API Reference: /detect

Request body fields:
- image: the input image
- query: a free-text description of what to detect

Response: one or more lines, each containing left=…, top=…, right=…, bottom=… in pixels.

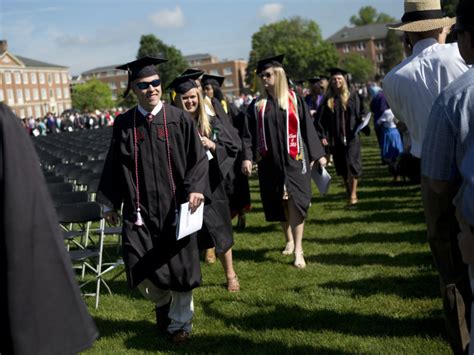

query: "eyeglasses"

left=259, top=72, right=272, bottom=79
left=135, top=79, right=161, bottom=90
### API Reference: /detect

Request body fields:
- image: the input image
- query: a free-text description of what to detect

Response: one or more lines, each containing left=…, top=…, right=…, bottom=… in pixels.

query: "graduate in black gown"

left=315, top=68, right=365, bottom=207
left=96, top=57, right=209, bottom=343
left=241, top=55, right=326, bottom=268
left=0, top=103, right=98, bottom=354
left=171, top=73, right=240, bottom=292
left=202, top=74, right=251, bottom=228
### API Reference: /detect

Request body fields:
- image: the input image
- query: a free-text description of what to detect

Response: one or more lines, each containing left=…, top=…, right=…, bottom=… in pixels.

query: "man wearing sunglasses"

left=421, top=2, right=474, bottom=350
left=97, top=56, right=209, bottom=344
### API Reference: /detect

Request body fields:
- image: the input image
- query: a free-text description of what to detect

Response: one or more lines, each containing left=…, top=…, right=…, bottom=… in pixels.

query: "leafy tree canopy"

left=246, top=16, right=339, bottom=88
left=71, top=79, right=114, bottom=112
left=382, top=30, right=404, bottom=74
left=340, top=53, right=375, bottom=83
left=350, top=6, right=396, bottom=26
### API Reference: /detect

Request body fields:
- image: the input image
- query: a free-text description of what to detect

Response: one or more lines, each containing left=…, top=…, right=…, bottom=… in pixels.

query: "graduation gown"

left=198, top=117, right=238, bottom=254
left=315, top=91, right=364, bottom=178
left=96, top=104, right=209, bottom=291
left=242, top=94, right=325, bottom=222
left=0, top=104, right=98, bottom=355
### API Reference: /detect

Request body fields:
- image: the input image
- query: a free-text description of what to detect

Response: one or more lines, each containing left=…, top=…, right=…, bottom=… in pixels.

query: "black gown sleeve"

left=298, top=95, right=325, bottom=162
left=241, top=99, right=258, bottom=162
left=211, top=118, right=239, bottom=182
left=96, top=115, right=126, bottom=210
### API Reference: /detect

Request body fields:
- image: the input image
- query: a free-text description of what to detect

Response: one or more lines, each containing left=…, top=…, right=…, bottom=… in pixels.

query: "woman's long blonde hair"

left=326, top=75, right=350, bottom=112
left=257, top=66, right=295, bottom=111
left=175, top=88, right=212, bottom=138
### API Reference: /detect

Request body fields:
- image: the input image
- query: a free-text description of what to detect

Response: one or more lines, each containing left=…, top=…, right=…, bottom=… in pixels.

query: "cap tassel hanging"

left=135, top=208, right=144, bottom=226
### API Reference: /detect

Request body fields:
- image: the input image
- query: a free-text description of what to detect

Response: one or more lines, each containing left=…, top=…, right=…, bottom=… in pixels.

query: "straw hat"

left=387, top=0, right=455, bottom=32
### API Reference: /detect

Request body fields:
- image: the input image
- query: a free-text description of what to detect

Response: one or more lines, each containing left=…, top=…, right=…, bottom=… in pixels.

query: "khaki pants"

left=421, top=176, right=471, bottom=353
left=138, top=279, right=194, bottom=333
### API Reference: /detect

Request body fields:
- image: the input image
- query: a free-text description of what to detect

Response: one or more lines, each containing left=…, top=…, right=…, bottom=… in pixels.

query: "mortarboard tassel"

left=135, top=208, right=144, bottom=226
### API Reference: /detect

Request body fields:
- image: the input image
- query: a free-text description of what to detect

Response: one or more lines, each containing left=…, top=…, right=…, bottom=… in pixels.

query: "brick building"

left=185, top=53, right=247, bottom=97
left=0, top=40, right=72, bottom=118
left=327, top=23, right=400, bottom=77
left=80, top=65, right=128, bottom=100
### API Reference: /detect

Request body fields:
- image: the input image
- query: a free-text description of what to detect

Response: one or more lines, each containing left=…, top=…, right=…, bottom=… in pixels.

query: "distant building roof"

left=327, top=23, right=389, bottom=44
left=15, top=55, right=68, bottom=69
left=82, top=64, right=120, bottom=76
left=184, top=53, right=215, bottom=61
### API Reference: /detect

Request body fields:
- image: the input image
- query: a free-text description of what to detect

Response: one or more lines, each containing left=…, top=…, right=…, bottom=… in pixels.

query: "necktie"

left=146, top=113, right=154, bottom=124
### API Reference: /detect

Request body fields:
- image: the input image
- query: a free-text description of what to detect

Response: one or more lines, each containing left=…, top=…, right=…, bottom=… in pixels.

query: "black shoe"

left=168, top=329, right=190, bottom=344
left=154, top=303, right=171, bottom=334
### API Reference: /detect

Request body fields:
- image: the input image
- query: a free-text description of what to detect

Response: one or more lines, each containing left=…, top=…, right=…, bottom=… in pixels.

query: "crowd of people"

left=2, top=0, right=474, bottom=353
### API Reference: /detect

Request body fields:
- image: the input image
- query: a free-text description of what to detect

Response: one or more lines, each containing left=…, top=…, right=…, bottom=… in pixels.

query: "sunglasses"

left=259, top=72, right=272, bottom=79
left=135, top=79, right=161, bottom=90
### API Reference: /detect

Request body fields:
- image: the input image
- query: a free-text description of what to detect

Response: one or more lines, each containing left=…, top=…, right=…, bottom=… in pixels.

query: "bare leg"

left=218, top=249, right=239, bottom=292
left=287, top=198, right=306, bottom=268
left=281, top=201, right=294, bottom=255
left=348, top=173, right=358, bottom=204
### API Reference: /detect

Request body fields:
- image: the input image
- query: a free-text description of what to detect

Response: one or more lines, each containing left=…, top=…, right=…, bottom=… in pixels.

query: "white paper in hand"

left=311, top=166, right=331, bottom=196
left=355, top=112, right=372, bottom=135
left=176, top=202, right=204, bottom=240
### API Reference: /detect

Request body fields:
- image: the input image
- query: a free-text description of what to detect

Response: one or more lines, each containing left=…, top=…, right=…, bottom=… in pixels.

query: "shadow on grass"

left=308, top=251, right=433, bottom=268
left=307, top=230, right=426, bottom=245
left=306, top=210, right=424, bottom=226
left=93, top=317, right=350, bottom=353
left=233, top=247, right=278, bottom=263
left=200, top=301, right=444, bottom=339
left=318, top=273, right=439, bottom=299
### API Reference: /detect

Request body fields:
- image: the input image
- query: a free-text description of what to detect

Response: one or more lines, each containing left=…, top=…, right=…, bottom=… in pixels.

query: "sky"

left=0, top=0, right=403, bottom=76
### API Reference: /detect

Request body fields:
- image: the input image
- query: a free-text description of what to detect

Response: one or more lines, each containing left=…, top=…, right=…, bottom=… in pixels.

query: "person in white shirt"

left=383, top=1, right=471, bottom=353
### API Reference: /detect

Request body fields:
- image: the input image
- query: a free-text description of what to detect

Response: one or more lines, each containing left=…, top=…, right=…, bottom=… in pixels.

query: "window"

left=0, top=89, right=3, bottom=102
left=55, top=73, right=60, bottom=84
left=109, top=82, right=117, bottom=90
left=62, top=72, right=68, bottom=83
left=31, top=72, right=37, bottom=84
left=342, top=44, right=350, bottom=53
left=27, top=106, right=33, bottom=117
left=23, top=72, right=29, bottom=84
left=49, top=89, right=54, bottom=98
left=41, top=88, right=47, bottom=99
left=14, top=72, right=21, bottom=84
left=376, top=41, right=384, bottom=50
left=34, top=105, right=41, bottom=118
left=56, top=87, right=62, bottom=99
left=16, top=89, right=23, bottom=104
left=19, top=109, right=25, bottom=118
left=57, top=103, right=64, bottom=114
left=356, top=42, right=366, bottom=51
left=24, top=88, right=31, bottom=101
left=120, top=81, right=127, bottom=88
left=106, top=71, right=113, bottom=77
left=210, top=69, right=219, bottom=76
left=377, top=53, right=384, bottom=62
left=33, top=88, right=39, bottom=100
left=48, top=74, right=53, bottom=85
left=112, top=92, right=117, bottom=100
left=223, top=67, right=232, bottom=76
left=5, top=72, right=12, bottom=84
left=39, top=73, right=45, bottom=84
left=7, top=89, right=14, bottom=104
left=63, top=88, right=70, bottom=98
left=224, top=78, right=234, bottom=87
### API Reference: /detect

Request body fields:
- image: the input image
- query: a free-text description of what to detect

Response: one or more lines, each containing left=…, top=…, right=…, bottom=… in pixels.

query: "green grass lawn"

left=82, top=134, right=451, bottom=354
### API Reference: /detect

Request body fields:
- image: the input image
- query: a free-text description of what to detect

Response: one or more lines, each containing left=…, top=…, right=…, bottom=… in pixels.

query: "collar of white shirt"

left=411, top=38, right=438, bottom=56
left=137, top=101, right=163, bottom=118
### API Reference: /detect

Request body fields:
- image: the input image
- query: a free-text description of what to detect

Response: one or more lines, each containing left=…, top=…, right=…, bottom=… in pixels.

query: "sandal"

left=205, top=248, right=217, bottom=264
left=294, top=251, right=306, bottom=269
left=226, top=275, right=240, bottom=292
left=281, top=241, right=295, bottom=255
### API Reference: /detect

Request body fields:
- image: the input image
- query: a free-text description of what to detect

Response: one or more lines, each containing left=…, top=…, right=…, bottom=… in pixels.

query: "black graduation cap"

left=308, top=77, right=321, bottom=84
left=116, top=56, right=168, bottom=97
left=201, top=74, right=225, bottom=88
left=181, top=68, right=204, bottom=77
left=256, top=54, right=284, bottom=74
left=167, top=71, right=204, bottom=94
left=327, top=67, right=348, bottom=77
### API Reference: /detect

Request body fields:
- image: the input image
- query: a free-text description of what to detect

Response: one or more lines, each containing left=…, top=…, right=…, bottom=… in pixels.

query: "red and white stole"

left=256, top=90, right=300, bottom=159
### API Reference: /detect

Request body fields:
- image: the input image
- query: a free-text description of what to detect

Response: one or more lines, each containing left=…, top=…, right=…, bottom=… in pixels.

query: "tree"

left=72, top=79, right=114, bottom=112
left=442, top=0, right=458, bottom=17
left=382, top=30, right=404, bottom=74
left=340, top=53, right=375, bottom=83
left=246, top=17, right=339, bottom=88
left=137, top=34, right=188, bottom=89
left=350, top=6, right=396, bottom=26
left=115, top=89, right=137, bottom=109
